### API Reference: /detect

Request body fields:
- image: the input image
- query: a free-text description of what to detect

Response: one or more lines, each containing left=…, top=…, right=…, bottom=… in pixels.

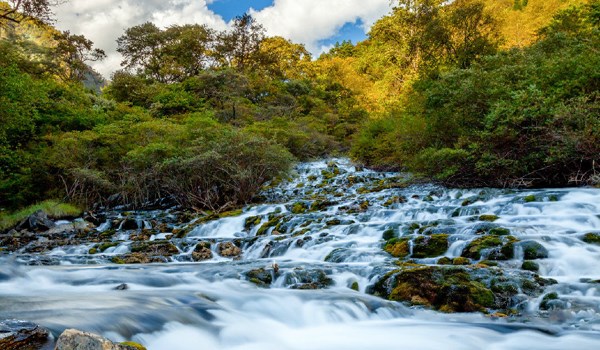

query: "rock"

left=478, top=215, right=499, bottom=222
left=384, top=238, right=410, bottom=258
left=582, top=233, right=600, bottom=245
left=0, top=319, right=50, bottom=350
left=369, top=265, right=552, bottom=313
left=521, top=260, right=540, bottom=272
left=286, top=268, right=333, bottom=290
left=191, top=242, right=213, bottom=261
left=462, top=235, right=517, bottom=260
left=518, top=241, right=549, bottom=260
left=15, top=210, right=55, bottom=232
left=119, top=219, right=139, bottom=231
left=411, top=234, right=449, bottom=258
left=55, top=329, right=142, bottom=350
left=130, top=241, right=178, bottom=256
left=217, top=242, right=241, bottom=258
left=246, top=268, right=273, bottom=286
left=114, top=283, right=128, bottom=290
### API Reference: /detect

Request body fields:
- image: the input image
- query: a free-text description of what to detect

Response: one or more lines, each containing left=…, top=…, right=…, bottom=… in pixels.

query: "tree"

left=54, top=30, right=106, bottom=81
left=255, top=36, right=311, bottom=79
left=117, top=22, right=215, bottom=83
left=0, top=0, right=64, bottom=27
left=214, top=14, right=265, bottom=70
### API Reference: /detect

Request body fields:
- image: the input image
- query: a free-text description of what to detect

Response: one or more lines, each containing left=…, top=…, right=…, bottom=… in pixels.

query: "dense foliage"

left=1, top=0, right=598, bottom=216
left=350, top=0, right=600, bottom=187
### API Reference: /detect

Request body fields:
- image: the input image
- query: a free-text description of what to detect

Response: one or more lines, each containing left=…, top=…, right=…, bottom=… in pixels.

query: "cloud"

left=53, top=0, right=393, bottom=78
left=249, top=0, right=392, bottom=53
left=53, top=0, right=228, bottom=77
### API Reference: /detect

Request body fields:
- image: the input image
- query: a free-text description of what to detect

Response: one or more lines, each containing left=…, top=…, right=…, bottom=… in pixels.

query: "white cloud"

left=53, top=0, right=393, bottom=78
left=249, top=0, right=392, bottom=53
left=54, top=0, right=228, bottom=77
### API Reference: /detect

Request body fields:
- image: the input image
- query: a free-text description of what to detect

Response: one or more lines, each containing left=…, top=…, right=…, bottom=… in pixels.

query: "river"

left=1, top=159, right=600, bottom=349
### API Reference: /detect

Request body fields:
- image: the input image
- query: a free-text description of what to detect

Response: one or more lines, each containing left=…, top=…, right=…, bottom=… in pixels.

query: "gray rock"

left=16, top=210, right=55, bottom=232
left=0, top=319, right=50, bottom=350
left=54, top=329, right=139, bottom=350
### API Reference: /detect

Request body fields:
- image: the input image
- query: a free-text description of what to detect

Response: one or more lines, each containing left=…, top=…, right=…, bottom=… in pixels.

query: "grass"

left=0, top=200, right=82, bottom=230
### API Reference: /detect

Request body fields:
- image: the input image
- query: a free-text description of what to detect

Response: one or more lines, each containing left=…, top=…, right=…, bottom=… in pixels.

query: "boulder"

left=191, top=242, right=213, bottom=261
left=16, top=210, right=55, bottom=232
left=55, top=329, right=143, bottom=350
left=0, top=319, right=50, bottom=350
left=217, top=242, right=241, bottom=258
left=518, top=241, right=549, bottom=260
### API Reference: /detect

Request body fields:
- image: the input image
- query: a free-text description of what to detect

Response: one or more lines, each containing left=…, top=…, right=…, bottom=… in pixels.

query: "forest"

left=1, top=0, right=599, bottom=219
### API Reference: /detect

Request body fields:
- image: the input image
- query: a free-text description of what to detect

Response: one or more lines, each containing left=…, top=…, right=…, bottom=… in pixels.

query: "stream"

left=1, top=159, right=600, bottom=349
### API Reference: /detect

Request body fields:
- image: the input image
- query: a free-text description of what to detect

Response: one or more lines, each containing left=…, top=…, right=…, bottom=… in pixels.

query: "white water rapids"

left=1, top=159, right=600, bottom=349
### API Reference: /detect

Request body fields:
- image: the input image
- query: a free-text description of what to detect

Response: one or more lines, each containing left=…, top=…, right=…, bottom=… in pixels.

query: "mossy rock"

left=489, top=227, right=510, bottom=236
left=479, top=215, right=499, bottom=222
left=111, top=257, right=126, bottom=264
left=246, top=268, right=273, bottom=287
left=411, top=234, right=449, bottom=258
left=437, top=257, right=453, bottom=265
left=244, top=216, right=262, bottom=231
left=121, top=341, right=147, bottom=350
left=382, top=228, right=396, bottom=241
left=539, top=292, right=560, bottom=310
left=524, top=195, right=536, bottom=203
left=98, top=241, right=120, bottom=252
left=452, top=257, right=471, bottom=265
left=88, top=248, right=98, bottom=255
left=462, top=236, right=503, bottom=260
left=350, top=281, right=360, bottom=291
left=384, top=238, right=410, bottom=258
left=326, top=219, right=342, bottom=226
left=291, top=202, right=309, bottom=214
left=256, top=215, right=284, bottom=236
left=521, top=260, right=540, bottom=272
left=375, top=266, right=495, bottom=312
left=518, top=241, right=548, bottom=260
left=582, top=233, right=600, bottom=245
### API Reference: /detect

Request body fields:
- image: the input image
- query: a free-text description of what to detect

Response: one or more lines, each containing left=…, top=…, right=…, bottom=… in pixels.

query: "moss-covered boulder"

left=452, top=257, right=471, bottom=265
left=462, top=236, right=503, bottom=260
left=384, top=238, right=410, bottom=258
left=290, top=202, right=309, bottom=214
left=411, top=234, right=449, bottom=258
left=521, top=260, right=540, bottom=272
left=518, top=241, right=548, bottom=260
left=437, top=257, right=453, bottom=265
left=246, top=268, right=273, bottom=287
left=582, top=233, right=600, bottom=245
left=462, top=236, right=517, bottom=260
left=244, top=216, right=262, bottom=231
left=479, top=215, right=499, bottom=222
left=371, top=266, right=494, bottom=312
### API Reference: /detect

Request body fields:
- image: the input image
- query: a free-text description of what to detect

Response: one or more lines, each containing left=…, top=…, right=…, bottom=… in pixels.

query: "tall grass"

left=0, top=200, right=82, bottom=230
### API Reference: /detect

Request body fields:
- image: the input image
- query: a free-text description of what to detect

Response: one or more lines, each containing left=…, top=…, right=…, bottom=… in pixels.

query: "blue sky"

left=54, top=0, right=392, bottom=77
left=207, top=0, right=274, bottom=22
left=208, top=0, right=369, bottom=46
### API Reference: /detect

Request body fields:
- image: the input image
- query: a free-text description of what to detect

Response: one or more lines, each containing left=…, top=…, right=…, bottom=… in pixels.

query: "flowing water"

left=2, top=159, right=600, bottom=349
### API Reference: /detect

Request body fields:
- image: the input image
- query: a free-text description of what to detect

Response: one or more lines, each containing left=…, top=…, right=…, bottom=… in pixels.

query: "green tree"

left=214, top=13, right=265, bottom=70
